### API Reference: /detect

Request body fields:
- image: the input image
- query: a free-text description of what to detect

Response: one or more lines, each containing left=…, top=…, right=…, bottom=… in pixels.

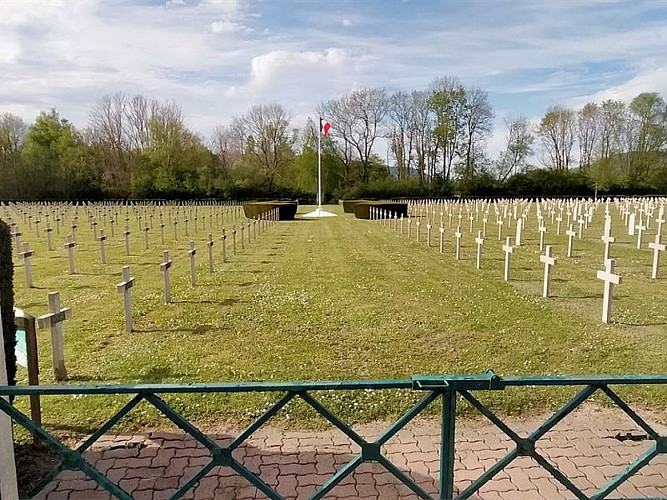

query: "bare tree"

left=577, top=102, right=599, bottom=170
left=537, top=105, right=576, bottom=170
left=428, top=76, right=466, bottom=181
left=388, top=90, right=416, bottom=180
left=88, top=92, right=131, bottom=190
left=458, top=86, right=494, bottom=181
left=321, top=88, right=389, bottom=183
left=496, top=115, right=534, bottom=182
left=242, top=103, right=293, bottom=189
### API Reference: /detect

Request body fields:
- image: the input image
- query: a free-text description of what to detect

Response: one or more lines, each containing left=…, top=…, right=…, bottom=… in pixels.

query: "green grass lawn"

left=5, top=200, right=667, bottom=436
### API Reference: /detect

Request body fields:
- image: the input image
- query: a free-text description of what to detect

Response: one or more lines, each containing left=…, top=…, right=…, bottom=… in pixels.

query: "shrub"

left=342, top=200, right=362, bottom=213
left=243, top=201, right=298, bottom=220
left=353, top=201, right=409, bottom=220
left=0, top=220, right=16, bottom=387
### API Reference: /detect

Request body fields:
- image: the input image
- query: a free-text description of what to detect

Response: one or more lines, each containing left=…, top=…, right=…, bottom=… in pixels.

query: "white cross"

left=502, top=237, right=513, bottom=281
left=635, top=218, right=646, bottom=249
left=144, top=225, right=150, bottom=250
left=538, top=222, right=547, bottom=252
left=475, top=231, right=484, bottom=269
left=439, top=225, right=445, bottom=253
left=515, top=218, right=523, bottom=246
left=221, top=229, right=228, bottom=262
left=64, top=235, right=76, bottom=275
left=540, top=245, right=557, bottom=298
left=648, top=234, right=665, bottom=279
left=597, top=259, right=622, bottom=324
left=566, top=225, right=576, bottom=258
left=124, top=224, right=131, bottom=255
left=37, top=292, right=71, bottom=380
left=19, top=243, right=35, bottom=288
left=601, top=220, right=615, bottom=262
left=160, top=250, right=173, bottom=304
left=116, top=266, right=136, bottom=333
left=188, top=240, right=197, bottom=286
left=455, top=226, right=462, bottom=260
left=208, top=233, right=214, bottom=273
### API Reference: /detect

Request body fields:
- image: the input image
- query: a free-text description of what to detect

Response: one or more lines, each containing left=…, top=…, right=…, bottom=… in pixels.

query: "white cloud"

left=250, top=48, right=348, bottom=86
left=210, top=20, right=249, bottom=33
left=1, top=0, right=666, bottom=151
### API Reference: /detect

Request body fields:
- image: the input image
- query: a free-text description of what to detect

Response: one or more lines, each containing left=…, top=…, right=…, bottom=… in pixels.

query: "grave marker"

left=515, top=218, right=523, bottom=246
left=439, top=224, right=445, bottom=253
left=221, top=229, right=228, bottom=262
left=455, top=226, right=462, bottom=260
left=601, top=220, right=615, bottom=262
left=160, top=250, right=173, bottom=304
left=36, top=292, right=70, bottom=380
left=540, top=245, right=557, bottom=298
left=98, top=230, right=107, bottom=264
left=635, top=218, right=646, bottom=249
left=566, top=225, right=576, bottom=258
left=502, top=237, right=513, bottom=281
left=45, top=223, right=53, bottom=251
left=597, top=259, right=622, bottom=324
left=207, top=233, right=214, bottom=273
left=475, top=230, right=483, bottom=269
left=64, top=235, right=76, bottom=274
left=628, top=212, right=636, bottom=236
left=188, top=240, right=197, bottom=286
left=116, top=266, right=135, bottom=333
left=19, top=243, right=34, bottom=288
left=648, top=234, right=665, bottom=279
left=124, top=224, right=131, bottom=255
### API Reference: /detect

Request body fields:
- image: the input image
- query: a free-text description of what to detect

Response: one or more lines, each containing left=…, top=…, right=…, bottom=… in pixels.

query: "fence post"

left=439, top=390, right=456, bottom=500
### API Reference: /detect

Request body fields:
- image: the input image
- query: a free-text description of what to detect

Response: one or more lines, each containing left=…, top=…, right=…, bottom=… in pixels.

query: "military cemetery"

left=2, top=1, right=667, bottom=498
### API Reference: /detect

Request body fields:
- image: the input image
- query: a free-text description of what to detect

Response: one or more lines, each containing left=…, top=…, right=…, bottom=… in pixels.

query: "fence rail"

left=1, top=371, right=666, bottom=499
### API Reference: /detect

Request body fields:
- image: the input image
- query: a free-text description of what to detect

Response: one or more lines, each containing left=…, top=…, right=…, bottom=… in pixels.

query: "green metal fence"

left=1, top=371, right=666, bottom=499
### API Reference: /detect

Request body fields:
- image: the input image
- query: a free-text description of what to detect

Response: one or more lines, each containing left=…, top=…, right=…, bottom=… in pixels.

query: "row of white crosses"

left=380, top=196, right=667, bottom=324
left=119, top=210, right=279, bottom=333
left=2, top=201, right=253, bottom=287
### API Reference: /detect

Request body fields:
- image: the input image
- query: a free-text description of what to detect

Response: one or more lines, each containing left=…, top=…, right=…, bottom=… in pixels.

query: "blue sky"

left=1, top=0, right=667, bottom=156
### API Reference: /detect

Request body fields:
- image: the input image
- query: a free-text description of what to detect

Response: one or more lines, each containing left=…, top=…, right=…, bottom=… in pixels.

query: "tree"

left=458, top=86, right=494, bottom=181
left=0, top=113, right=27, bottom=197
left=627, top=92, right=667, bottom=180
left=577, top=102, right=599, bottom=170
left=241, top=104, right=293, bottom=190
left=428, top=76, right=466, bottom=181
left=320, top=88, right=389, bottom=183
left=537, top=105, right=576, bottom=170
left=22, top=109, right=95, bottom=198
left=495, top=115, right=534, bottom=182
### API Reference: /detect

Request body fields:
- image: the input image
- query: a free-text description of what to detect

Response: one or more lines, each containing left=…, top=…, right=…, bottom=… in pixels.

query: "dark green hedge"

left=353, top=201, right=409, bottom=220
left=243, top=201, right=298, bottom=221
left=0, top=220, right=16, bottom=387
left=342, top=200, right=363, bottom=213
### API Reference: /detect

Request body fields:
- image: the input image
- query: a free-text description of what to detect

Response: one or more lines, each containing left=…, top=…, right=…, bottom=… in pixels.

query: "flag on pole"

left=320, top=118, right=331, bottom=137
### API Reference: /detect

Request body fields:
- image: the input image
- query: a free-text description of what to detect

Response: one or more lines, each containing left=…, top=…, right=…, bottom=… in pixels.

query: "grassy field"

left=4, top=200, right=667, bottom=437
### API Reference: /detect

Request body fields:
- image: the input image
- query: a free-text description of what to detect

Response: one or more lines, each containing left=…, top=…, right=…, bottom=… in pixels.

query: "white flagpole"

left=303, top=117, right=336, bottom=218
left=317, top=117, right=322, bottom=210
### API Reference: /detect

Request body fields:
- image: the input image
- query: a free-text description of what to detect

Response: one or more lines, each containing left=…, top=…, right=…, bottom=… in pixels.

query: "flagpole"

left=302, top=117, right=336, bottom=218
left=317, top=117, right=322, bottom=210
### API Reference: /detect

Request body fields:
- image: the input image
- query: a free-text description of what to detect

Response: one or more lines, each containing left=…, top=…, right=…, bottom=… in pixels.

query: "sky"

left=1, top=0, right=667, bottom=159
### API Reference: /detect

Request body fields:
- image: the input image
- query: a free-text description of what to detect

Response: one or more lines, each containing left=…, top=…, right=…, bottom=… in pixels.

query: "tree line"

left=1, top=76, right=666, bottom=200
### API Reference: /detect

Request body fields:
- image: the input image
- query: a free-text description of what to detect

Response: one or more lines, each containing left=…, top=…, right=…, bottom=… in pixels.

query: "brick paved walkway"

left=33, top=405, right=667, bottom=499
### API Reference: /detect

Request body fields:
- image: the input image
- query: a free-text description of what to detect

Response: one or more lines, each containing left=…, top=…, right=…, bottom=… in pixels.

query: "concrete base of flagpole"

left=302, top=208, right=337, bottom=218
